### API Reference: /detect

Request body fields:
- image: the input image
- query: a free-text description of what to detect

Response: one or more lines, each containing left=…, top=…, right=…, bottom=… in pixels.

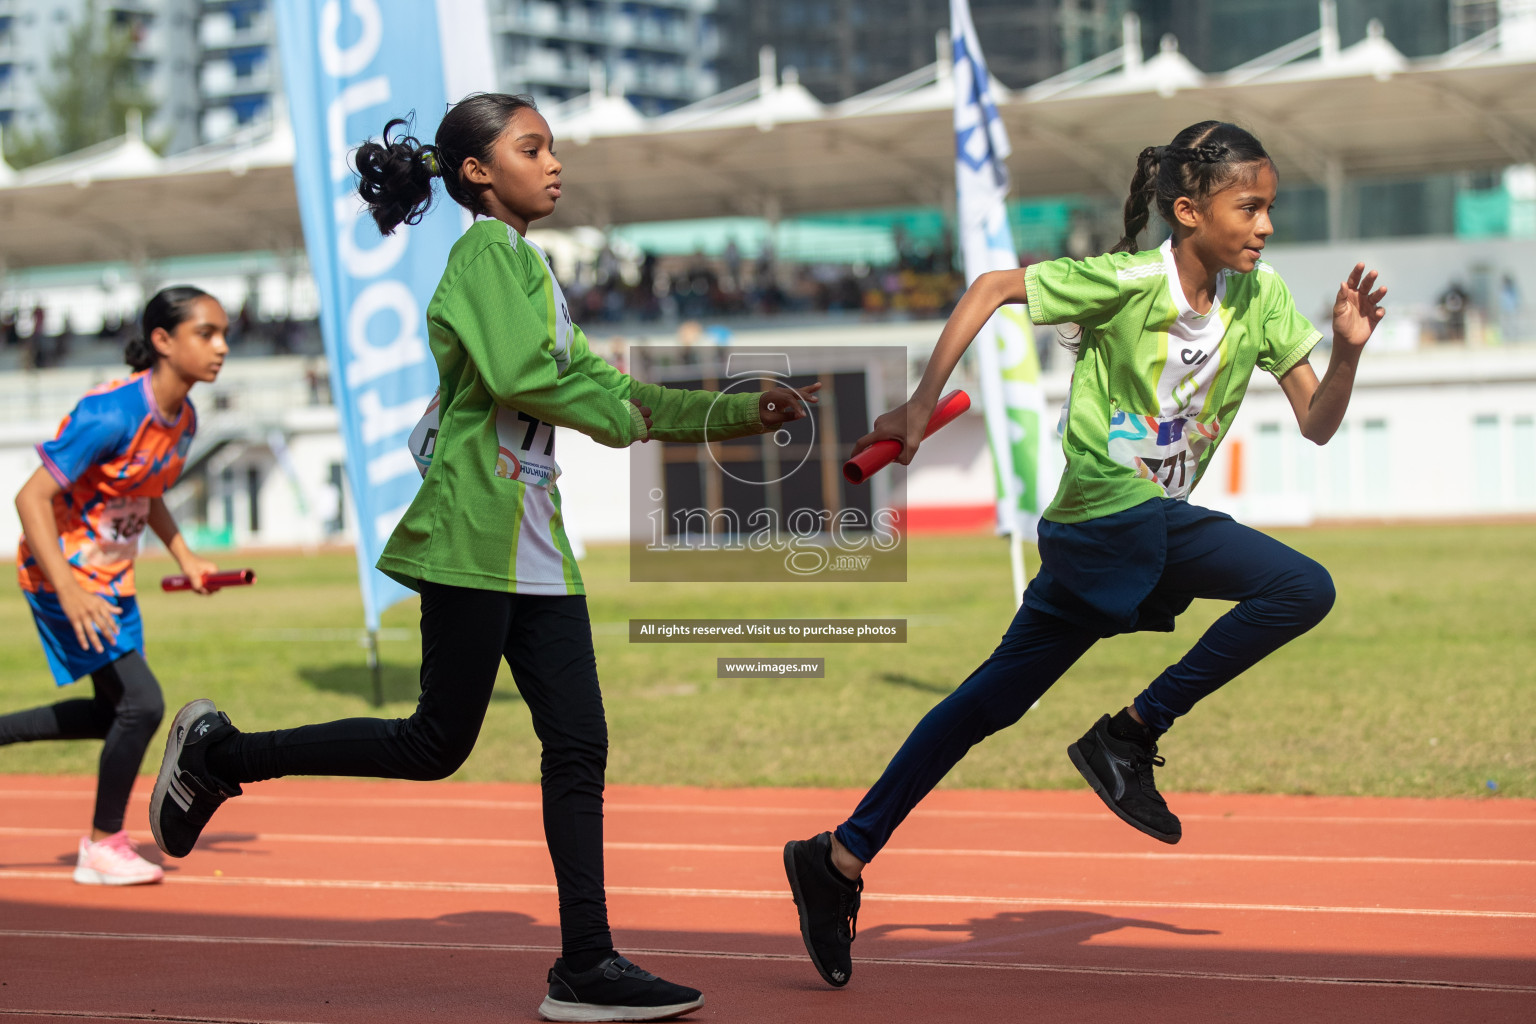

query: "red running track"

left=1, top=775, right=1533, bottom=1023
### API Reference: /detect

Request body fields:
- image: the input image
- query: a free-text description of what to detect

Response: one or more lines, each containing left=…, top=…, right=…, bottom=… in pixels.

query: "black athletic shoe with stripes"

left=149, top=699, right=242, bottom=858
left=538, top=954, right=703, bottom=1022
left=783, top=831, right=862, bottom=987
left=1068, top=712, right=1182, bottom=844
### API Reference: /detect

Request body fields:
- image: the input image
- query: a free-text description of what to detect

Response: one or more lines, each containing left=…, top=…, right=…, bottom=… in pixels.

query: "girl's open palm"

left=1333, top=263, right=1387, bottom=350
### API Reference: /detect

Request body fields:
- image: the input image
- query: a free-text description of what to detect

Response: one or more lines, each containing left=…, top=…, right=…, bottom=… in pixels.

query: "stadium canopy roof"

left=1, top=12, right=1534, bottom=271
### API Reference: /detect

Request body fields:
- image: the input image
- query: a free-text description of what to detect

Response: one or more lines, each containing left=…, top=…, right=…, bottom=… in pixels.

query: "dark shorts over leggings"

left=835, top=499, right=1335, bottom=864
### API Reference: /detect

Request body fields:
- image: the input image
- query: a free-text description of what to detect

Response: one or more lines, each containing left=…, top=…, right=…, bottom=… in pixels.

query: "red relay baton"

left=842, top=389, right=971, bottom=485
left=160, top=569, right=256, bottom=593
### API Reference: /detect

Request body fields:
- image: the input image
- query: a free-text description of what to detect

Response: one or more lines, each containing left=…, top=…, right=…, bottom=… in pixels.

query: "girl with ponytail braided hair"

left=784, top=120, right=1388, bottom=988
left=151, top=92, right=816, bottom=1022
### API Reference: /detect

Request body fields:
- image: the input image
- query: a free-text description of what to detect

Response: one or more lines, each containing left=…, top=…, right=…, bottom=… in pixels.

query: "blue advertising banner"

left=272, top=1, right=494, bottom=629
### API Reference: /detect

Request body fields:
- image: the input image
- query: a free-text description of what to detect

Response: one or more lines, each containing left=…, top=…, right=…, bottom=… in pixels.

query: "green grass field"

left=2, top=525, right=1532, bottom=799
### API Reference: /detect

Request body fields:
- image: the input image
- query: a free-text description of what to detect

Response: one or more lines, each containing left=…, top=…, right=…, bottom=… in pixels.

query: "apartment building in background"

left=489, top=0, right=719, bottom=115
left=0, top=0, right=277, bottom=153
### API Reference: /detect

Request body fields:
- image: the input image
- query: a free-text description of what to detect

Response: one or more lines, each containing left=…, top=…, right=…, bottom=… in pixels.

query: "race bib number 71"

left=1107, top=411, right=1220, bottom=500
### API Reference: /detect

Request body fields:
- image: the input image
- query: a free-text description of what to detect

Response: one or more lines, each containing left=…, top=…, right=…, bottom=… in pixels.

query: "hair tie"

left=421, top=150, right=441, bottom=177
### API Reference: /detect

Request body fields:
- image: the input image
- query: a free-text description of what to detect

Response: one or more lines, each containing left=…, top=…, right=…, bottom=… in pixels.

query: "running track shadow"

left=193, top=832, right=268, bottom=856
left=859, top=909, right=1220, bottom=959
left=3, top=898, right=1532, bottom=1022
left=878, top=672, right=952, bottom=695
left=299, top=662, right=523, bottom=705
left=1, top=843, right=173, bottom=871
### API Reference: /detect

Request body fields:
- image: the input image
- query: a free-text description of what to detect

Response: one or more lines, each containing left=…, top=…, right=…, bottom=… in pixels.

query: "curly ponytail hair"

left=1112, top=121, right=1271, bottom=253
left=355, top=93, right=539, bottom=236
left=126, top=285, right=213, bottom=372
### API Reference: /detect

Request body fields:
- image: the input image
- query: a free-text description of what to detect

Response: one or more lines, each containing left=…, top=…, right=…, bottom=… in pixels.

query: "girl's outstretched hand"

left=851, top=397, right=934, bottom=466
left=1333, top=263, right=1387, bottom=349
left=760, top=381, right=822, bottom=426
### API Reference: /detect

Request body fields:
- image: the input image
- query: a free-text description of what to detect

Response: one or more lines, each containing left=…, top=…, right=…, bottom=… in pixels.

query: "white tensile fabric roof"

left=0, top=110, right=300, bottom=270
left=0, top=17, right=1533, bottom=270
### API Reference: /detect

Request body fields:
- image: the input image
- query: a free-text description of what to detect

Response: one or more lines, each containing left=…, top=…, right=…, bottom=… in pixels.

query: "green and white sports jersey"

left=1025, top=238, right=1320, bottom=523
left=378, top=219, right=764, bottom=595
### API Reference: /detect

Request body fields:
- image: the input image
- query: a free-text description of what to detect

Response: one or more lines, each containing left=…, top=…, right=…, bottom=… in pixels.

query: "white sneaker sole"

left=73, top=865, right=162, bottom=886
left=536, top=995, right=704, bottom=1022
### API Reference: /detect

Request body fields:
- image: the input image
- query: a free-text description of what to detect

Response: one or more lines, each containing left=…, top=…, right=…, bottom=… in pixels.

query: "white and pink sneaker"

left=73, top=831, right=165, bottom=886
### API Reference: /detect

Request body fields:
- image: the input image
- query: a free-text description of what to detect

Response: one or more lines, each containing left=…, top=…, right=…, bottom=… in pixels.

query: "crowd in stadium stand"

left=1, top=240, right=970, bottom=375
left=4, top=242, right=1516, bottom=379
left=1, top=303, right=323, bottom=371
left=563, top=232, right=967, bottom=325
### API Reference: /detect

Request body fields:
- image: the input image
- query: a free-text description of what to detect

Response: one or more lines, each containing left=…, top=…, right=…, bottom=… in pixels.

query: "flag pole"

left=365, top=629, right=383, bottom=707
left=1009, top=533, right=1025, bottom=608
left=951, top=0, right=1045, bottom=616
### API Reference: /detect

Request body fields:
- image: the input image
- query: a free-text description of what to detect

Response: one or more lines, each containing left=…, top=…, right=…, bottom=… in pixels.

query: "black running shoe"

left=783, top=831, right=862, bottom=987
left=149, top=699, right=241, bottom=858
left=1068, top=713, right=1182, bottom=844
left=538, top=955, right=703, bottom=1022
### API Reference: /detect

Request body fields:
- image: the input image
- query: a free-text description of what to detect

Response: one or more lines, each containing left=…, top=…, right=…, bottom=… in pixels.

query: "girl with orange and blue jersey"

left=0, top=287, right=228, bottom=885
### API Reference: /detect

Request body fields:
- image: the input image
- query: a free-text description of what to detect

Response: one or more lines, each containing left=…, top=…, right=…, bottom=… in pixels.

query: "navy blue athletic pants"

left=835, top=501, right=1335, bottom=864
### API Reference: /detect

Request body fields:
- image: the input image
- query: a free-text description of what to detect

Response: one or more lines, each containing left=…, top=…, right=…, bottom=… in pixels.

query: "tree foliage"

left=2, top=1, right=158, bottom=168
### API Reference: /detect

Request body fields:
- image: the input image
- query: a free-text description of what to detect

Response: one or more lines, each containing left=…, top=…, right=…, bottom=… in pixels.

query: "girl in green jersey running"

left=149, top=92, right=816, bottom=1022
left=784, top=120, right=1387, bottom=989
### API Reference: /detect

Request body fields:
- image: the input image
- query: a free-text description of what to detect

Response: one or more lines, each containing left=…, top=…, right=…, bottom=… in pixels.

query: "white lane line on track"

left=4, top=826, right=1532, bottom=868
left=3, top=870, right=1532, bottom=919
left=0, top=1012, right=329, bottom=1024
left=1, top=930, right=1532, bottom=996
left=3, top=789, right=1534, bottom=827
left=0, top=1013, right=328, bottom=1024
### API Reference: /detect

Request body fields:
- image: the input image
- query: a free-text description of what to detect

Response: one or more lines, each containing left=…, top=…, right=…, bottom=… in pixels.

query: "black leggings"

left=206, top=582, right=612, bottom=959
left=0, top=650, right=166, bottom=833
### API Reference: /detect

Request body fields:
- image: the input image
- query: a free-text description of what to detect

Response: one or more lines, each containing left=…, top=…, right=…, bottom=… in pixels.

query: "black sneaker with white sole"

left=1068, top=712, right=1182, bottom=844
left=149, top=698, right=242, bottom=858
left=538, top=955, right=703, bottom=1022
left=783, top=831, right=862, bottom=987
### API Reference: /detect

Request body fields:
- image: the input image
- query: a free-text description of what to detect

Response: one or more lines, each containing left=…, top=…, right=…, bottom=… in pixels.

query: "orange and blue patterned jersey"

left=18, top=371, right=197, bottom=598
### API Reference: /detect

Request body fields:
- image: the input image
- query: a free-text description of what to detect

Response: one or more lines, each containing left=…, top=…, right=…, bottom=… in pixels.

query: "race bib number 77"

left=493, top=406, right=560, bottom=487
left=407, top=392, right=560, bottom=488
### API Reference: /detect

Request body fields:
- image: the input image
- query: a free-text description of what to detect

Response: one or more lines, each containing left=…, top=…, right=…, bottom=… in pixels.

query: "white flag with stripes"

left=951, top=0, right=1047, bottom=540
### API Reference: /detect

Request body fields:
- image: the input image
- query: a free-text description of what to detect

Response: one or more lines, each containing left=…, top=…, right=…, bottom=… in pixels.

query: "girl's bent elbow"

left=975, top=270, right=1019, bottom=305
left=1297, top=417, right=1336, bottom=446
left=16, top=477, right=47, bottom=513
